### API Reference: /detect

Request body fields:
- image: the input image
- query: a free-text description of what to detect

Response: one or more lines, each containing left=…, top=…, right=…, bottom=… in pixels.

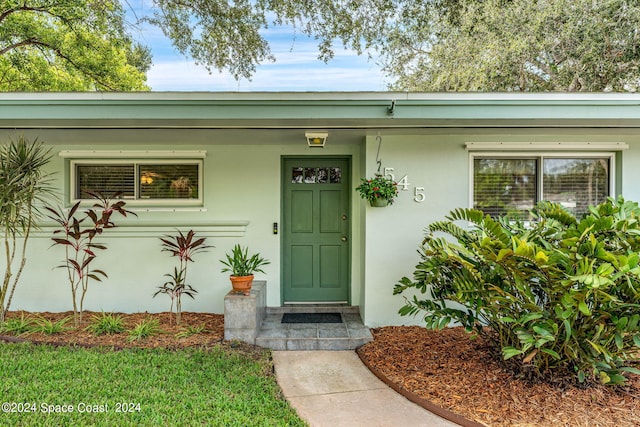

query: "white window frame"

left=70, top=158, right=204, bottom=207
left=468, top=151, right=616, bottom=216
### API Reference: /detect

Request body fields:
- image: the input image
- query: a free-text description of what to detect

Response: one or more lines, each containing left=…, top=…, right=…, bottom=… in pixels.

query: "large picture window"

left=72, top=160, right=202, bottom=204
left=472, top=154, right=613, bottom=219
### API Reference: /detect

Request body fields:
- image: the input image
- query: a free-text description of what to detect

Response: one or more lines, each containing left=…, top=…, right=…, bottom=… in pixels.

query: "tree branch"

left=3, top=38, right=116, bottom=91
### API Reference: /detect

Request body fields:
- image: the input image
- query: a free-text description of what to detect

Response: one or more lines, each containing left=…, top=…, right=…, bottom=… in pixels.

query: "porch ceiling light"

left=305, top=131, right=328, bottom=147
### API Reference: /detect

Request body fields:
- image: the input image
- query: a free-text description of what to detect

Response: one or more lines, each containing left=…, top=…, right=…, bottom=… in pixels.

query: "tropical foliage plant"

left=84, top=312, right=125, bottom=336
left=154, top=230, right=211, bottom=325
left=0, top=136, right=55, bottom=322
left=394, top=197, right=640, bottom=385
left=176, top=323, right=207, bottom=338
left=0, top=313, right=34, bottom=336
left=355, top=174, right=399, bottom=205
left=127, top=317, right=161, bottom=342
left=46, top=192, right=134, bottom=326
left=220, top=244, right=270, bottom=277
left=33, top=315, right=72, bottom=335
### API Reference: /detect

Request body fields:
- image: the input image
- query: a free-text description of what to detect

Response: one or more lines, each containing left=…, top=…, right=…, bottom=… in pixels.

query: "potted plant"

left=220, top=244, right=270, bottom=295
left=355, top=174, right=399, bottom=207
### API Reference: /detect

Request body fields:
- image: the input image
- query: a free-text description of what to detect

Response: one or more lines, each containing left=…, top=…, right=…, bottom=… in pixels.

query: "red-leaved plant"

left=154, top=229, right=211, bottom=325
left=46, top=192, right=134, bottom=326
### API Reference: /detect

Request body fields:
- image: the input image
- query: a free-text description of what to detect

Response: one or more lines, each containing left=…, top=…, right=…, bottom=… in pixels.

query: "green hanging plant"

left=355, top=174, right=399, bottom=205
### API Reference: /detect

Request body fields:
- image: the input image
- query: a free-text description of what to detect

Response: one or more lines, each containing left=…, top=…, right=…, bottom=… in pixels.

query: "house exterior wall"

left=360, top=129, right=640, bottom=327
left=4, top=94, right=640, bottom=327
left=7, top=129, right=364, bottom=315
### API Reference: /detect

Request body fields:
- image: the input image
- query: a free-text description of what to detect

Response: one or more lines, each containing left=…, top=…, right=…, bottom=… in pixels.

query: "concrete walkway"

left=272, top=351, right=459, bottom=427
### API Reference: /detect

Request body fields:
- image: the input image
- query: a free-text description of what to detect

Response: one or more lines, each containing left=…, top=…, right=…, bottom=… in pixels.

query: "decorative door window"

left=292, top=167, right=342, bottom=184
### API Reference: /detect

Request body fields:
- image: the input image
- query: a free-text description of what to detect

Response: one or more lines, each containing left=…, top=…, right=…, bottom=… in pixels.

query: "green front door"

left=282, top=157, right=350, bottom=303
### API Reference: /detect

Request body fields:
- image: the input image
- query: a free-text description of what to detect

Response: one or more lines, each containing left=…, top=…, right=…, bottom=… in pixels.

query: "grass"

left=0, top=343, right=306, bottom=427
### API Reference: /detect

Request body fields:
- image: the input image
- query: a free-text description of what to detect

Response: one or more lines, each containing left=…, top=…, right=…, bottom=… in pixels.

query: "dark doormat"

left=281, top=312, right=343, bottom=324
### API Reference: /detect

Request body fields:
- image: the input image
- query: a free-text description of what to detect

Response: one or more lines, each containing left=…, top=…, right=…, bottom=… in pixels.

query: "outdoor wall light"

left=305, top=131, right=328, bottom=147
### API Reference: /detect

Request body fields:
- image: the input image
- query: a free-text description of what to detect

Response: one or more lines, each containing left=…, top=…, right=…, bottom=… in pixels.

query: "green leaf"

left=614, top=333, right=623, bottom=350
left=619, top=366, right=640, bottom=375
left=502, top=347, right=523, bottom=360
left=540, top=348, right=561, bottom=360
left=496, top=248, right=513, bottom=261
left=563, top=319, right=572, bottom=343
left=519, top=313, right=544, bottom=324
left=578, top=301, right=591, bottom=316
left=534, top=250, right=549, bottom=264
left=532, top=325, right=554, bottom=337
left=629, top=314, right=639, bottom=330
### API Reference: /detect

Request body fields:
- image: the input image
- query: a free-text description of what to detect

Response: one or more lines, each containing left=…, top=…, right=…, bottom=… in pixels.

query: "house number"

left=384, top=168, right=425, bottom=203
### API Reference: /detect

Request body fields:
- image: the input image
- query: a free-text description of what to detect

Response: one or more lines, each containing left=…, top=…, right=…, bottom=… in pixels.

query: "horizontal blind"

left=473, top=158, right=537, bottom=220
left=542, top=158, right=609, bottom=217
left=75, top=164, right=135, bottom=199
left=139, top=164, right=199, bottom=199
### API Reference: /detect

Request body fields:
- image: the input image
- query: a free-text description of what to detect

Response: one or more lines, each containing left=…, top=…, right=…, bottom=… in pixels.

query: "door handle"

left=341, top=236, right=348, bottom=242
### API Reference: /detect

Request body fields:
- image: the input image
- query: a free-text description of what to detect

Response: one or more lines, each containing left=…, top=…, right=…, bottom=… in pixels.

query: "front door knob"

left=341, top=236, right=348, bottom=242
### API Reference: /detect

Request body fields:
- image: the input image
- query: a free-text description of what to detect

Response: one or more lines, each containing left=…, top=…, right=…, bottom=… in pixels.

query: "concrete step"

left=255, top=307, right=372, bottom=351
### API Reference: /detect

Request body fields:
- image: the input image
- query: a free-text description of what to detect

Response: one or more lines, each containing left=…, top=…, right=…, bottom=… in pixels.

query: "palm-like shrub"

left=395, top=197, right=640, bottom=385
left=154, top=230, right=211, bottom=325
left=1, top=136, right=55, bottom=321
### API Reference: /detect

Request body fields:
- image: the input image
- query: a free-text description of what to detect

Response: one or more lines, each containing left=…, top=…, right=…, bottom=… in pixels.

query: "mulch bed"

left=2, top=312, right=639, bottom=426
left=1, top=311, right=225, bottom=350
left=357, top=326, right=640, bottom=427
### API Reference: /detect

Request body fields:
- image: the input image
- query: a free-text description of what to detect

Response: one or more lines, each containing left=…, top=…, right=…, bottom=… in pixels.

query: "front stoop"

left=255, top=306, right=373, bottom=351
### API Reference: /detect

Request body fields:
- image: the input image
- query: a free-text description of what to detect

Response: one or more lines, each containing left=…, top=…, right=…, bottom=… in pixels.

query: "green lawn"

left=0, top=343, right=306, bottom=427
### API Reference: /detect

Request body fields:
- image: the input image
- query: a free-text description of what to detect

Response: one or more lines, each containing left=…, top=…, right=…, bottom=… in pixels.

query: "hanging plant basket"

left=370, top=197, right=390, bottom=207
left=356, top=174, right=399, bottom=207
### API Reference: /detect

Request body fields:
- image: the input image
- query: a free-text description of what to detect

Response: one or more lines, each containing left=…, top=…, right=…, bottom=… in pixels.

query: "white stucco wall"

left=6, top=126, right=640, bottom=327
left=6, top=129, right=363, bottom=315
left=360, top=129, right=640, bottom=327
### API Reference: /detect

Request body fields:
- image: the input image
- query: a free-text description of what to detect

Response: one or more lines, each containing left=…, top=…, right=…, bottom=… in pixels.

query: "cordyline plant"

left=46, top=192, right=135, bottom=326
left=1, top=136, right=56, bottom=322
left=394, top=197, right=640, bottom=386
left=154, top=229, right=211, bottom=325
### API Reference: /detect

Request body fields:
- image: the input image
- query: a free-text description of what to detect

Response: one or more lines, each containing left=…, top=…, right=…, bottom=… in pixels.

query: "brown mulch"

left=357, top=326, right=640, bottom=427
left=1, top=311, right=225, bottom=349
left=3, top=313, right=639, bottom=426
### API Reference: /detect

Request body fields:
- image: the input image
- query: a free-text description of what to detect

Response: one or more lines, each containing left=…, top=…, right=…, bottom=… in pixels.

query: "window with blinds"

left=73, top=161, right=201, bottom=203
left=473, top=155, right=611, bottom=219
left=76, top=164, right=135, bottom=199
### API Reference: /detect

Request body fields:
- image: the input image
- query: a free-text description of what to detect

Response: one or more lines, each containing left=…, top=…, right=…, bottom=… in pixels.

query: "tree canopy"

left=0, top=1, right=150, bottom=91
left=4, top=0, right=640, bottom=91
left=383, top=0, right=640, bottom=91
left=146, top=0, right=640, bottom=91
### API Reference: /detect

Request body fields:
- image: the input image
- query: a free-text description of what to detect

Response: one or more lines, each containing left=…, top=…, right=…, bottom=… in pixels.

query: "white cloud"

left=147, top=58, right=386, bottom=91
left=126, top=0, right=386, bottom=91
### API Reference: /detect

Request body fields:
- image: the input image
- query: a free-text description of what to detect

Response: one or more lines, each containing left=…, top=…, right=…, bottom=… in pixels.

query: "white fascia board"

left=465, top=141, right=629, bottom=151
left=59, top=150, right=207, bottom=158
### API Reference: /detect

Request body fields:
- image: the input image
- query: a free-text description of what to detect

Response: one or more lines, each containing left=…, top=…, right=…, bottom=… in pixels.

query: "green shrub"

left=0, top=314, right=34, bottom=336
left=85, top=312, right=125, bottom=335
left=394, top=197, right=640, bottom=385
left=176, top=323, right=207, bottom=338
left=33, top=316, right=72, bottom=334
left=127, top=318, right=161, bottom=342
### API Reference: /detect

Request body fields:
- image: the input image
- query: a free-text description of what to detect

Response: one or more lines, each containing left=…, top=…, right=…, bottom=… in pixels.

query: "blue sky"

left=126, top=2, right=387, bottom=91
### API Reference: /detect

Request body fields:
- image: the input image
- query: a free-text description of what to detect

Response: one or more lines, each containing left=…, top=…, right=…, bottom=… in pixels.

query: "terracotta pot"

left=230, top=275, right=254, bottom=296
